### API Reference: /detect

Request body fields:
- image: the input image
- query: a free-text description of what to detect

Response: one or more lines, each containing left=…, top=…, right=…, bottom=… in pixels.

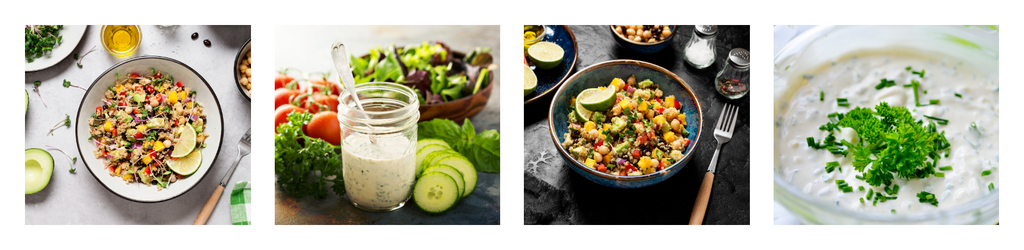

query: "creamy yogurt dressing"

left=776, top=52, right=998, bottom=214
left=342, top=134, right=416, bottom=210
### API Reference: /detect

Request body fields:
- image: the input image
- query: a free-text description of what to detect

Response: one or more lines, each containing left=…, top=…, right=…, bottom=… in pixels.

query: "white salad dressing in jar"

left=776, top=51, right=998, bottom=215
left=338, top=82, right=420, bottom=211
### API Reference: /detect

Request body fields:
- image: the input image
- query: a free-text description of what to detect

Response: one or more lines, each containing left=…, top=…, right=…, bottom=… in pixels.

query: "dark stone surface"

left=524, top=25, right=749, bottom=225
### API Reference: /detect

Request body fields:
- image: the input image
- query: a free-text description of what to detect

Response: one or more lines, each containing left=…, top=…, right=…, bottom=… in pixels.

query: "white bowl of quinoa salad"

left=773, top=26, right=998, bottom=224
left=75, top=56, right=224, bottom=203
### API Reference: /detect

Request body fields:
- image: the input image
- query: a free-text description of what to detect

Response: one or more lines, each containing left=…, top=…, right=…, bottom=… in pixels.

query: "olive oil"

left=101, top=25, right=141, bottom=57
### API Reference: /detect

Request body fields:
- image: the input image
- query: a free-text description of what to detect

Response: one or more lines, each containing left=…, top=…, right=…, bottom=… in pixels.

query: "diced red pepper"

left=674, top=100, right=681, bottom=109
left=133, top=109, right=140, bottom=114
left=597, top=165, right=607, bottom=172
left=682, top=138, right=691, bottom=148
left=112, top=128, right=117, bottom=137
left=658, top=108, right=665, bottom=113
left=119, top=101, right=127, bottom=107
left=637, top=135, right=648, bottom=145
left=120, top=91, right=127, bottom=96
left=176, top=81, right=183, bottom=88
left=134, top=86, right=143, bottom=92
left=624, top=163, right=638, bottom=173
left=130, top=73, right=140, bottom=78
left=144, top=166, right=151, bottom=175
left=154, top=72, right=161, bottom=78
left=108, top=166, right=115, bottom=172
left=595, top=140, right=603, bottom=147
left=156, top=95, right=163, bottom=103
left=135, top=132, right=143, bottom=139
left=146, top=85, right=155, bottom=93
left=96, top=107, right=102, bottom=113
left=632, top=149, right=641, bottom=158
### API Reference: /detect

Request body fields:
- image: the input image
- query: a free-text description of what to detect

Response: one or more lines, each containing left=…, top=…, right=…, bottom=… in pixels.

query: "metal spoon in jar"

left=330, top=41, right=376, bottom=144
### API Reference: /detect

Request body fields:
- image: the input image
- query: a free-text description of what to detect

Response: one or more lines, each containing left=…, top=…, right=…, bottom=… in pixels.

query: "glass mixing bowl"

left=773, top=25, right=999, bottom=224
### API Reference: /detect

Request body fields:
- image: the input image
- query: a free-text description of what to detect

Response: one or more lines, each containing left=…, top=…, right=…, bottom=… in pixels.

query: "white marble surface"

left=25, top=25, right=251, bottom=225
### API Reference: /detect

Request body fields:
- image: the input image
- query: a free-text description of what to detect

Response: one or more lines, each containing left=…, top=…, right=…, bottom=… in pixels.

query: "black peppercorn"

left=203, top=39, right=211, bottom=47
left=191, top=32, right=198, bottom=40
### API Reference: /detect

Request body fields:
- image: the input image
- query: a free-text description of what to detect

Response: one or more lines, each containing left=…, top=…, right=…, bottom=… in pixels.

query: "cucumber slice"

left=416, top=144, right=448, bottom=177
left=417, top=139, right=450, bottom=150
left=424, top=164, right=465, bottom=198
left=413, top=172, right=460, bottom=215
left=421, top=150, right=457, bottom=173
left=436, top=154, right=477, bottom=198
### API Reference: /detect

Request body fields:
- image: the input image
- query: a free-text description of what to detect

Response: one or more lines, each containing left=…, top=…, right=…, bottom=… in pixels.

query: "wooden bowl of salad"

left=353, top=43, right=496, bottom=122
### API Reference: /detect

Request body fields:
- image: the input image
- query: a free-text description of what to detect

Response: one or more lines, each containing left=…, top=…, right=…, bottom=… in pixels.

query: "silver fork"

left=689, top=104, right=740, bottom=225
left=194, top=128, right=251, bottom=225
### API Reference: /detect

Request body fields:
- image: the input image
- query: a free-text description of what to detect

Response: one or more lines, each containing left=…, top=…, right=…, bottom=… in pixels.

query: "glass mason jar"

left=337, top=82, right=420, bottom=212
left=683, top=25, right=718, bottom=69
left=715, top=48, right=750, bottom=99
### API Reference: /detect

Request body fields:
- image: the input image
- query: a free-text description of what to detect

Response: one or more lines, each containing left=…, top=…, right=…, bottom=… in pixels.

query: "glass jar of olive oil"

left=101, top=25, right=142, bottom=57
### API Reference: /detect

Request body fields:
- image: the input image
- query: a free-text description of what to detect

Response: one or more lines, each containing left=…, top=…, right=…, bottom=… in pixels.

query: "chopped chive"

left=893, top=184, right=900, bottom=193
left=934, top=172, right=945, bottom=177
left=874, top=78, right=897, bottom=89
left=842, top=186, right=853, bottom=193
left=923, top=115, right=949, bottom=125
left=955, top=93, right=962, bottom=98
left=891, top=209, right=896, bottom=214
left=911, top=79, right=922, bottom=106
left=988, top=183, right=995, bottom=191
left=866, top=188, right=874, bottom=199
left=913, top=69, right=926, bottom=78
left=860, top=198, right=865, bottom=203
left=837, top=98, right=849, bottom=107
left=837, top=98, right=848, bottom=102
left=855, top=175, right=865, bottom=180
left=825, top=161, right=839, bottom=173
left=929, top=99, right=940, bottom=105
left=905, top=66, right=912, bottom=71
left=859, top=186, right=865, bottom=191
left=835, top=180, right=846, bottom=185
left=982, top=170, right=992, bottom=176
left=917, top=191, right=939, bottom=206
left=820, top=91, right=824, bottom=101
left=806, top=137, right=819, bottom=149
left=939, top=166, right=952, bottom=171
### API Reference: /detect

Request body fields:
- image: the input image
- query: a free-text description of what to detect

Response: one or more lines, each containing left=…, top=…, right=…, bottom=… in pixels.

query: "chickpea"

left=627, top=75, right=636, bottom=85
left=646, top=109, right=655, bottom=119
left=615, top=26, right=623, bottom=35
left=634, top=123, right=644, bottom=131
left=664, top=107, right=679, bottom=120
left=626, top=28, right=636, bottom=37
left=642, top=30, right=652, bottom=39
left=654, top=89, right=663, bottom=97
left=672, top=140, right=683, bottom=150
left=648, top=38, right=657, bottom=43
left=597, top=145, right=610, bottom=155
left=671, top=119, right=681, bottom=132
left=632, top=36, right=642, bottom=42
left=629, top=100, right=638, bottom=109
left=594, top=152, right=603, bottom=163
left=587, top=129, right=600, bottom=140
left=662, top=27, right=672, bottom=37
left=650, top=159, right=659, bottom=168
left=627, top=35, right=635, bottom=40
left=611, top=105, right=622, bottom=116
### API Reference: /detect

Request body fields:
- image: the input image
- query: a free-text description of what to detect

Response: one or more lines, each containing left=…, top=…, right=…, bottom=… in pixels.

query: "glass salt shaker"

left=715, top=48, right=750, bottom=99
left=683, top=25, right=718, bottom=69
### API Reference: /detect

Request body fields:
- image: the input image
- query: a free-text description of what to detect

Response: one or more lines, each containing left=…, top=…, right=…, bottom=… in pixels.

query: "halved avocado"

left=26, top=148, right=53, bottom=194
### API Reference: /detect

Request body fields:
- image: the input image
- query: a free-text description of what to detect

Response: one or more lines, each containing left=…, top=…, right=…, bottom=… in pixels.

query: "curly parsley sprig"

left=274, top=112, right=344, bottom=199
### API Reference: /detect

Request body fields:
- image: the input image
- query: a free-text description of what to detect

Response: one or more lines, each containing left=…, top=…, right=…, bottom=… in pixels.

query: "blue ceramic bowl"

left=525, top=25, right=578, bottom=104
left=548, top=60, right=703, bottom=188
left=608, top=25, right=677, bottom=54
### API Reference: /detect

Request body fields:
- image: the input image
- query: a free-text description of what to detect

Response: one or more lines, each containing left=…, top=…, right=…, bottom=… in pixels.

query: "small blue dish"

left=608, top=25, right=677, bottom=54
left=548, top=60, right=703, bottom=188
left=525, top=25, right=578, bottom=105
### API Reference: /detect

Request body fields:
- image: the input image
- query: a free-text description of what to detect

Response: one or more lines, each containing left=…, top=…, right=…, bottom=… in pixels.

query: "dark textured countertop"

left=524, top=25, right=749, bottom=225
left=274, top=26, right=500, bottom=225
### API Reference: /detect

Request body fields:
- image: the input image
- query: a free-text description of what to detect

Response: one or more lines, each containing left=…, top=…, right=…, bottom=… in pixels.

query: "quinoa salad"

left=87, top=70, right=209, bottom=190
left=562, top=74, right=692, bottom=176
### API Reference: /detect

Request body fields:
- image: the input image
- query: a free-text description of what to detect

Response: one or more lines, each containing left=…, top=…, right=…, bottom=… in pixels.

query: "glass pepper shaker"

left=715, top=48, right=749, bottom=99
left=683, top=25, right=717, bottom=69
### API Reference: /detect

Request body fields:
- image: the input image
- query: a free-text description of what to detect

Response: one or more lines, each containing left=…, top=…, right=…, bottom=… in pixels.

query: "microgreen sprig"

left=76, top=45, right=98, bottom=68
left=45, top=145, right=77, bottom=173
left=31, top=81, right=47, bottom=108
left=47, top=114, right=71, bottom=136
left=62, top=79, right=86, bottom=91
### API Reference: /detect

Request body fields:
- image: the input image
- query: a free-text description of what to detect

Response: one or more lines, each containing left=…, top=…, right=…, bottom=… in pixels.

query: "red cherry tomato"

left=176, top=81, right=183, bottom=88
left=154, top=72, right=161, bottom=78
left=274, top=104, right=308, bottom=133
left=303, top=94, right=340, bottom=113
left=130, top=73, right=140, bottom=78
left=674, top=100, right=681, bottom=109
left=303, top=78, right=342, bottom=96
left=305, top=112, right=341, bottom=145
left=275, top=74, right=296, bottom=90
left=274, top=88, right=301, bottom=110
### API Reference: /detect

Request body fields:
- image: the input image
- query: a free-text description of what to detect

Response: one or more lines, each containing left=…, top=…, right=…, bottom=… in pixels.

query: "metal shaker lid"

left=728, top=48, right=749, bottom=68
left=694, top=25, right=718, bottom=36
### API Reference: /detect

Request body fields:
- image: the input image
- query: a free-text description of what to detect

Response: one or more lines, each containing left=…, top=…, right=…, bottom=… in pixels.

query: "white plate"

left=75, top=56, right=224, bottom=203
left=25, top=25, right=88, bottom=72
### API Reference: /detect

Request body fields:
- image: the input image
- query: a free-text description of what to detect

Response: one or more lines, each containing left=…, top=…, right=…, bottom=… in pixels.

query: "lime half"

left=525, top=64, right=538, bottom=96
left=170, top=124, right=197, bottom=158
left=528, top=41, right=564, bottom=70
left=167, top=149, right=202, bottom=176
left=574, top=90, right=596, bottom=122
left=578, top=85, right=616, bottom=111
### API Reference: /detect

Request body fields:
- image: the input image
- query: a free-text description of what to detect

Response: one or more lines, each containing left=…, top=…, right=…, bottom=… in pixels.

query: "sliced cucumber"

left=421, top=149, right=458, bottom=173
left=416, top=144, right=449, bottom=177
left=424, top=164, right=465, bottom=198
left=417, top=139, right=450, bottom=150
left=436, top=154, right=477, bottom=198
left=413, top=172, right=460, bottom=215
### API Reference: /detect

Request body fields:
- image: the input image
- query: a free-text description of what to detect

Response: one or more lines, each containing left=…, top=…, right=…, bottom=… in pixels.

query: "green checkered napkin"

left=230, top=181, right=251, bottom=225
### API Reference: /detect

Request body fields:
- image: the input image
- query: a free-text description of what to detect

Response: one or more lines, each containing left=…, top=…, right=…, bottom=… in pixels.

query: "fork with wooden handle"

left=689, top=104, right=739, bottom=225
left=194, top=128, right=251, bottom=225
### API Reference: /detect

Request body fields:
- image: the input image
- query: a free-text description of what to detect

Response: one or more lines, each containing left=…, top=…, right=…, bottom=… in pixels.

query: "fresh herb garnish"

left=929, top=99, right=940, bottom=105
left=910, top=79, right=923, bottom=106
left=837, top=98, right=849, bottom=107
left=47, top=114, right=71, bottom=136
left=988, top=183, right=995, bottom=191
left=274, top=112, right=344, bottom=199
left=76, top=45, right=98, bottom=68
left=954, top=93, right=962, bottom=98
left=905, top=66, right=912, bottom=71
left=45, top=145, right=77, bottom=173
left=938, top=166, right=952, bottom=171
left=981, top=169, right=992, bottom=176
left=874, top=78, right=896, bottom=89
left=912, top=69, right=926, bottom=78
left=418, top=118, right=500, bottom=173
left=923, top=115, right=949, bottom=125
left=917, top=191, right=938, bottom=206
left=820, top=91, right=824, bottom=101
left=25, top=25, right=64, bottom=63
left=62, top=79, right=86, bottom=91
left=30, top=81, right=47, bottom=108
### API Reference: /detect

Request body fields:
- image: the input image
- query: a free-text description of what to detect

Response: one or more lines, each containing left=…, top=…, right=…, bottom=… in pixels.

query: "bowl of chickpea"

left=609, top=25, right=677, bottom=54
left=234, top=38, right=251, bottom=101
left=548, top=59, right=704, bottom=188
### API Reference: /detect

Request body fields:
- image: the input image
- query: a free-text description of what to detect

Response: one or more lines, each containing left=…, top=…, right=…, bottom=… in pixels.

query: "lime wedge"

left=574, top=90, right=596, bottom=122
left=167, top=149, right=202, bottom=176
left=525, top=64, right=537, bottom=96
left=578, top=85, right=616, bottom=111
left=170, top=124, right=197, bottom=158
left=527, top=41, right=564, bottom=70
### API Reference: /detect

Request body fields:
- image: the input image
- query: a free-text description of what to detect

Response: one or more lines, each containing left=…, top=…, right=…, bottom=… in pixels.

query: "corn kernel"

left=123, top=173, right=133, bottom=181
left=664, top=132, right=677, bottom=143
left=679, top=113, right=687, bottom=126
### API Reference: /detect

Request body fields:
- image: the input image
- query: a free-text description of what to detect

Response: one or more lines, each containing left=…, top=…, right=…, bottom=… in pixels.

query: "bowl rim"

left=234, top=38, right=252, bottom=101
left=75, top=55, right=225, bottom=203
left=608, top=25, right=678, bottom=46
left=772, top=25, right=1000, bottom=223
left=547, top=59, right=704, bottom=182
left=525, top=25, right=579, bottom=105
left=524, top=25, right=546, bottom=44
